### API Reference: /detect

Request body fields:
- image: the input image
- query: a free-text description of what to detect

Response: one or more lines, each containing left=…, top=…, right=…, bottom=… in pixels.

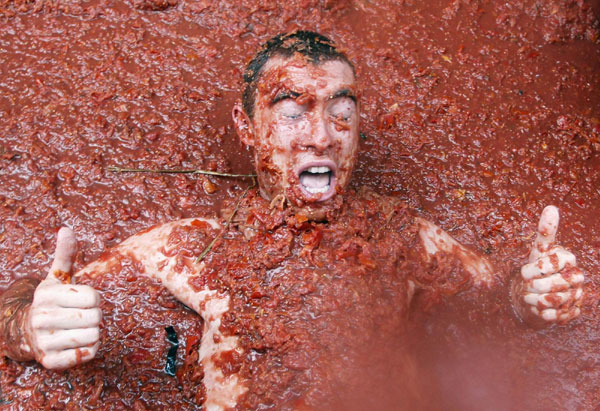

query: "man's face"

left=244, top=55, right=360, bottom=216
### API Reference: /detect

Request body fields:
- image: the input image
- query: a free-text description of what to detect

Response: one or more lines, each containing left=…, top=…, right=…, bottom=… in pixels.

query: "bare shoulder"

left=116, top=217, right=221, bottom=257
left=415, top=217, right=494, bottom=287
left=75, top=217, right=222, bottom=280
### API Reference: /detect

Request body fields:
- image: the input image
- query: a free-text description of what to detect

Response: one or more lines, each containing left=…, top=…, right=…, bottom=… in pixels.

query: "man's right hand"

left=512, top=206, right=584, bottom=327
left=26, top=227, right=102, bottom=369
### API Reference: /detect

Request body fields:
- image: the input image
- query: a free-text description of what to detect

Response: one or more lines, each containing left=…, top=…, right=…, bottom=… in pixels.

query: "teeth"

left=307, top=166, right=331, bottom=174
left=300, top=166, right=332, bottom=195
left=305, top=185, right=329, bottom=194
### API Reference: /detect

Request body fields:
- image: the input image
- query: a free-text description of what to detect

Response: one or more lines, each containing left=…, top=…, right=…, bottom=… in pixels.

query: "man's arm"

left=75, top=218, right=223, bottom=312
left=75, top=217, right=248, bottom=410
left=416, top=217, right=495, bottom=287
left=1, top=219, right=247, bottom=409
left=415, top=206, right=584, bottom=326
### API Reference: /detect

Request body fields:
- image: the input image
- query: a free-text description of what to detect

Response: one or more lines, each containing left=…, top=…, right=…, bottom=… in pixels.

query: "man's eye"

left=278, top=100, right=305, bottom=120
left=328, top=98, right=355, bottom=122
left=329, top=109, right=352, bottom=123
left=332, top=113, right=350, bottom=122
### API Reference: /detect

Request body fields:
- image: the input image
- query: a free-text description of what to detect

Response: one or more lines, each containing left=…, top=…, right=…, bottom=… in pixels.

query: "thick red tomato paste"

left=0, top=0, right=598, bottom=409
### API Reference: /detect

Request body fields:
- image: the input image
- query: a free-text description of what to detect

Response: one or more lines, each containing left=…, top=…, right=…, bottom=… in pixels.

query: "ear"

left=232, top=102, right=255, bottom=147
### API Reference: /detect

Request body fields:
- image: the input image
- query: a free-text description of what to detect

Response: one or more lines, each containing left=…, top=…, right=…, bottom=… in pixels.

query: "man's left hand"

left=512, top=206, right=584, bottom=326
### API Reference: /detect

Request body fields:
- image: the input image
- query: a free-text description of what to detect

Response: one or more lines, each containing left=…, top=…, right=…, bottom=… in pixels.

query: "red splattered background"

left=0, top=0, right=598, bottom=409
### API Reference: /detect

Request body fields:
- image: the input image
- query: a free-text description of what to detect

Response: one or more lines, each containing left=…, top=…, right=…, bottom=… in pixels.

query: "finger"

left=529, top=206, right=559, bottom=263
left=529, top=273, right=568, bottom=293
left=47, top=227, right=78, bottom=283
left=30, top=307, right=102, bottom=330
left=558, top=306, right=581, bottom=322
left=35, top=327, right=100, bottom=352
left=560, top=265, right=586, bottom=286
left=34, top=284, right=101, bottom=308
left=523, top=288, right=583, bottom=309
left=521, top=247, right=576, bottom=280
left=528, top=271, right=584, bottom=293
left=39, top=342, right=99, bottom=370
left=535, top=306, right=582, bottom=323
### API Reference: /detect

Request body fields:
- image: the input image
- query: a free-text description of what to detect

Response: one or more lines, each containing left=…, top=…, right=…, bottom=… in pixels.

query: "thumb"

left=529, top=205, right=559, bottom=263
left=46, top=227, right=78, bottom=283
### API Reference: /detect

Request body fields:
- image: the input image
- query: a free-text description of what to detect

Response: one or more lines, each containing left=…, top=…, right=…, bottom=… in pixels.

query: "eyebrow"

left=329, top=89, right=356, bottom=102
left=271, top=90, right=301, bottom=105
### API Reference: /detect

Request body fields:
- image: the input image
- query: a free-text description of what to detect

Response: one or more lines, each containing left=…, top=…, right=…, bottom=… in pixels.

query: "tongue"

left=300, top=172, right=330, bottom=188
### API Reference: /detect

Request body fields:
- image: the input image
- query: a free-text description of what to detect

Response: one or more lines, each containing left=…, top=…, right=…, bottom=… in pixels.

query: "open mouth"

left=297, top=161, right=337, bottom=201
left=300, top=166, right=332, bottom=194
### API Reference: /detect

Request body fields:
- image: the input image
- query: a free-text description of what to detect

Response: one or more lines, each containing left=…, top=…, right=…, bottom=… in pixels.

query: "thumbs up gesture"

left=512, top=206, right=584, bottom=326
left=26, top=228, right=102, bottom=369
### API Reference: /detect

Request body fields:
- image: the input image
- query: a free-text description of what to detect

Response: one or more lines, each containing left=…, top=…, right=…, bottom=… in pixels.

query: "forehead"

left=256, top=55, right=356, bottom=100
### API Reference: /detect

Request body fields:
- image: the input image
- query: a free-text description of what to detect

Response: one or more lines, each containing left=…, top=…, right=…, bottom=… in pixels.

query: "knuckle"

left=521, top=263, right=539, bottom=280
left=40, top=353, right=62, bottom=369
left=56, top=284, right=79, bottom=297
left=541, top=295, right=554, bottom=307
left=541, top=309, right=557, bottom=321
left=76, top=285, right=101, bottom=303
left=91, top=289, right=101, bottom=305
left=31, top=334, right=44, bottom=351
left=523, top=293, right=537, bottom=306
left=91, top=308, right=102, bottom=325
left=36, top=335, right=51, bottom=351
left=38, top=278, right=59, bottom=288
left=64, top=284, right=83, bottom=294
left=89, top=327, right=100, bottom=342
left=77, top=284, right=94, bottom=293
left=32, top=289, right=52, bottom=305
left=570, top=267, right=584, bottom=277
left=39, top=357, right=53, bottom=369
left=89, top=342, right=100, bottom=356
left=548, top=272, right=562, bottom=281
left=569, top=272, right=585, bottom=285
left=526, top=283, right=538, bottom=293
left=530, top=278, right=549, bottom=293
left=563, top=249, right=575, bottom=260
left=30, top=314, right=46, bottom=330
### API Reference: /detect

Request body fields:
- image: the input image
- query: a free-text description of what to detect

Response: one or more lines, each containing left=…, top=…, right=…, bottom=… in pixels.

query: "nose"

left=303, top=113, right=333, bottom=152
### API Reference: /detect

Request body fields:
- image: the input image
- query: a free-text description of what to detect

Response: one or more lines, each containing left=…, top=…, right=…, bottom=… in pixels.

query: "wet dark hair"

left=242, top=30, right=354, bottom=118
